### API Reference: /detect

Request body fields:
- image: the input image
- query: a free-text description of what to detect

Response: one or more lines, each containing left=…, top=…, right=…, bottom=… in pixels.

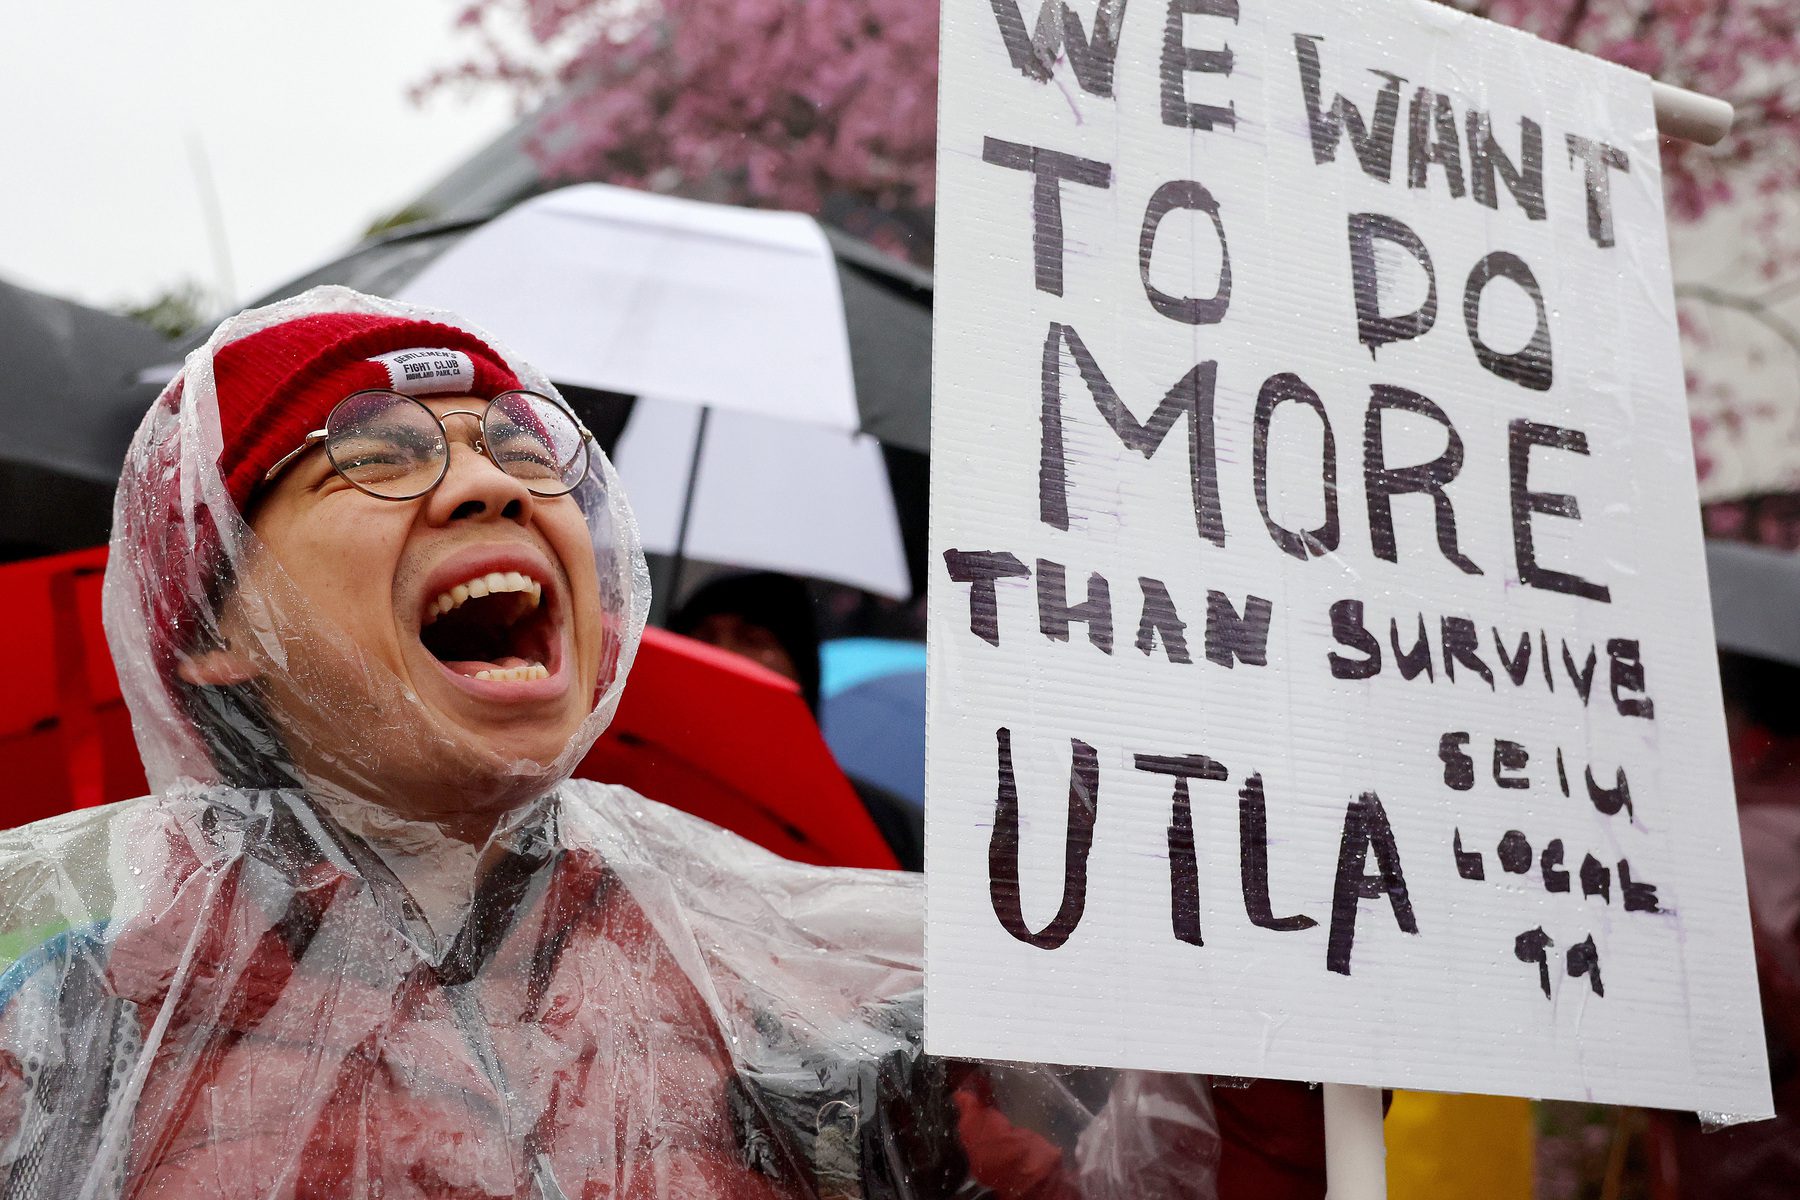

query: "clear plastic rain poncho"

left=0, top=287, right=1219, bottom=1198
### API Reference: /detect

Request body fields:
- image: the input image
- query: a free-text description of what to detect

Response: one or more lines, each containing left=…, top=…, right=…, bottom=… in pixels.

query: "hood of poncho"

left=100, top=286, right=651, bottom=811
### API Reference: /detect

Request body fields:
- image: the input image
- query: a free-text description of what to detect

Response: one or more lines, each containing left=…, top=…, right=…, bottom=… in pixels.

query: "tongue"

left=442, top=655, right=533, bottom=678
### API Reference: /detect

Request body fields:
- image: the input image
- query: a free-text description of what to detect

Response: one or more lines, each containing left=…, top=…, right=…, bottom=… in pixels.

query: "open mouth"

left=419, top=570, right=560, bottom=682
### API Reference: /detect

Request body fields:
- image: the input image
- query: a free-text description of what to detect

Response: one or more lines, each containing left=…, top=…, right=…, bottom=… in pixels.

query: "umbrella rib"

left=668, top=406, right=711, bottom=604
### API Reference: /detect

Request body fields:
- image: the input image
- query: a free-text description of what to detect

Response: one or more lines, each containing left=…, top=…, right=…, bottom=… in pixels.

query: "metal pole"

left=185, top=132, right=237, bottom=306
left=667, top=406, right=712, bottom=610
left=1652, top=82, right=1733, bottom=147
left=1323, top=1083, right=1387, bottom=1200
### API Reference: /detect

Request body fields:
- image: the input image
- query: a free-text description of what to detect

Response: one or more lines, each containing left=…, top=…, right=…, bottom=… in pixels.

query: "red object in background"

left=583, top=627, right=897, bottom=868
left=0, top=548, right=897, bottom=869
left=1213, top=1082, right=1326, bottom=1200
left=0, top=547, right=146, bottom=827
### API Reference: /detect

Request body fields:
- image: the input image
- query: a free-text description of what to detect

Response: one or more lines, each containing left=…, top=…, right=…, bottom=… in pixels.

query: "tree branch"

left=1677, top=282, right=1800, bottom=361
left=1755, top=277, right=1800, bottom=307
left=1555, top=0, right=1593, bottom=46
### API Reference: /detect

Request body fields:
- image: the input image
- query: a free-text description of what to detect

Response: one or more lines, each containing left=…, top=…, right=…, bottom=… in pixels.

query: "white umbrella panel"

left=395, top=184, right=911, bottom=601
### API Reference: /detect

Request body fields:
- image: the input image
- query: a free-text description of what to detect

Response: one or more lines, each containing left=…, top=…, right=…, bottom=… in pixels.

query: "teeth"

left=425, top=571, right=545, bottom=624
left=472, top=662, right=550, bottom=682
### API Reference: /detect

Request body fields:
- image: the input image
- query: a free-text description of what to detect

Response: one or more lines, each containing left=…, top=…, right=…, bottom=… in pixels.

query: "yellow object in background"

left=1387, top=1091, right=1534, bottom=1199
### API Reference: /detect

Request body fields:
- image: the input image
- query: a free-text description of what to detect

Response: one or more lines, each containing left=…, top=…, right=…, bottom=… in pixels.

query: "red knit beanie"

left=210, top=312, right=524, bottom=513
left=134, top=311, right=527, bottom=706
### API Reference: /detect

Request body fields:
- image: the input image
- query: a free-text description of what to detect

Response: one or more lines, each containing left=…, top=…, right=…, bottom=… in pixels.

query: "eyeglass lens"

left=484, top=392, right=589, bottom=493
left=325, top=391, right=588, bottom=500
left=326, top=392, right=448, bottom=499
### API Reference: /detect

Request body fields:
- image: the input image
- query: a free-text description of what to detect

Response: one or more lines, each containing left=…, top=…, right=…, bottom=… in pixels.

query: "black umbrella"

left=0, top=278, right=174, bottom=561
left=1707, top=540, right=1800, bottom=669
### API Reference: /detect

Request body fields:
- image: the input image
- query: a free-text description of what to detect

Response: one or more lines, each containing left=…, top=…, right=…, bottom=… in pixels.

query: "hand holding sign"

left=927, top=0, right=1771, bottom=1120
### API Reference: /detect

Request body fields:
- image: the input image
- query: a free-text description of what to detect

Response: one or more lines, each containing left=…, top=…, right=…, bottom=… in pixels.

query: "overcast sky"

left=2, top=1, right=519, bottom=313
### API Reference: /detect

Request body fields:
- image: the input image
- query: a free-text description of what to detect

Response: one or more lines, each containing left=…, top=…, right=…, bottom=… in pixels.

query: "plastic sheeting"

left=0, top=287, right=1219, bottom=1197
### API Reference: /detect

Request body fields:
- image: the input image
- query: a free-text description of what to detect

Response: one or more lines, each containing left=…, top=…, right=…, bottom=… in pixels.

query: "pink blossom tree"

left=427, top=0, right=940, bottom=253
left=433, top=0, right=1797, bottom=263
left=1468, top=0, right=1800, bottom=254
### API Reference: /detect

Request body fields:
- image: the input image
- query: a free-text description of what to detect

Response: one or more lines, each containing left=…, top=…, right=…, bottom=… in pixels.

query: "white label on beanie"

left=367, top=348, right=475, bottom=395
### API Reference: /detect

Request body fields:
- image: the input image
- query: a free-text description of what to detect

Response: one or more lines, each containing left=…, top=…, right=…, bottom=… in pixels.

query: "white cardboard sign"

left=926, top=0, right=1773, bottom=1118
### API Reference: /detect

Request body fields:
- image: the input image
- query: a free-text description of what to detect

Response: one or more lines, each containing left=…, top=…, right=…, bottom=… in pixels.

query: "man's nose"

left=424, top=418, right=537, bottom=526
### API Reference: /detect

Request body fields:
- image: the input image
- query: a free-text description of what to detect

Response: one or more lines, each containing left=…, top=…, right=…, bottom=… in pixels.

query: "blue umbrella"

left=820, top=639, right=925, bottom=807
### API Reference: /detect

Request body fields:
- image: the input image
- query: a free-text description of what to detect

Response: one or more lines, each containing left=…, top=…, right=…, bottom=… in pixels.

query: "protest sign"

left=926, top=0, right=1773, bottom=1117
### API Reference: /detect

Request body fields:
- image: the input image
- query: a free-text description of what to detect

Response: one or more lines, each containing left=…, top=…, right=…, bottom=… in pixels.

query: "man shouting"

left=0, top=288, right=1218, bottom=1199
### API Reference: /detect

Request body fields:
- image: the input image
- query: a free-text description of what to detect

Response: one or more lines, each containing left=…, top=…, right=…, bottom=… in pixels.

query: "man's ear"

left=175, top=646, right=260, bottom=688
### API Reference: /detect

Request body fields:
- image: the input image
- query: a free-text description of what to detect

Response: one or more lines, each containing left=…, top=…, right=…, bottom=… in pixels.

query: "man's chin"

left=405, top=676, right=579, bottom=759
left=458, top=722, right=584, bottom=771
left=347, top=707, right=585, bottom=833
left=423, top=692, right=588, bottom=766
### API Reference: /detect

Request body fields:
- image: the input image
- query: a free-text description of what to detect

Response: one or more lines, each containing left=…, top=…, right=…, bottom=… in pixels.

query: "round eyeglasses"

left=260, top=390, right=594, bottom=501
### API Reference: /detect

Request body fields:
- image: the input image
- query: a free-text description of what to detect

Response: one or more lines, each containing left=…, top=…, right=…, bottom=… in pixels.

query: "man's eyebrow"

left=334, top=424, right=444, bottom=458
left=386, top=425, right=445, bottom=453
left=488, top=418, right=551, bottom=445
